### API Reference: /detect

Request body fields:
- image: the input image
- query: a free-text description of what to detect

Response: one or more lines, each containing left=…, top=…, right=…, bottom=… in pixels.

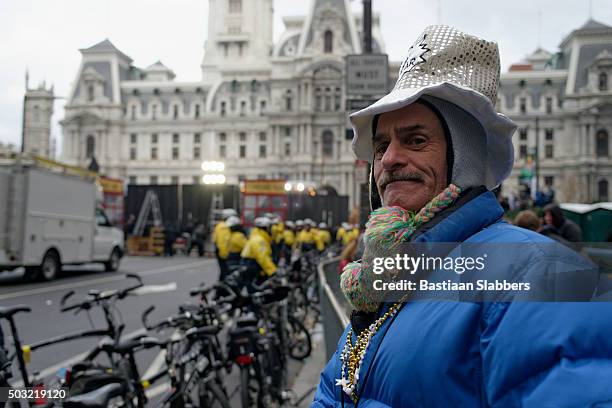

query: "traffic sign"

left=345, top=54, right=389, bottom=97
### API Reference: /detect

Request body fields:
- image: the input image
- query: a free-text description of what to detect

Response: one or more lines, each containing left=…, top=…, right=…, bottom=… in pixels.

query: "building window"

left=219, top=132, right=227, bottom=142
left=545, top=97, right=553, bottom=114
left=152, top=104, right=158, bottom=120
left=285, top=142, right=291, bottom=156
left=195, top=104, right=201, bottom=118
left=599, top=179, right=609, bottom=202
left=260, top=100, right=266, bottom=115
left=544, top=176, right=554, bottom=187
left=129, top=176, right=137, bottom=185
left=87, top=85, right=94, bottom=102
left=151, top=147, right=158, bottom=160
left=259, top=132, right=267, bottom=142
left=519, top=145, right=527, bottom=159
left=150, top=176, right=158, bottom=185
left=519, top=129, right=527, bottom=141
left=131, top=105, right=136, bottom=120
left=259, top=145, right=267, bottom=158
left=219, top=145, right=226, bottom=158
left=173, top=105, right=179, bottom=119
left=545, top=144, right=554, bottom=159
left=285, top=127, right=291, bottom=137
left=194, top=146, right=201, bottom=159
left=229, top=0, right=242, bottom=14
left=325, top=95, right=331, bottom=111
left=172, top=133, right=180, bottom=144
left=239, top=132, right=246, bottom=142
left=239, top=145, right=246, bottom=158
left=171, top=176, right=179, bottom=185
left=193, top=176, right=200, bottom=185
left=519, top=97, right=527, bottom=114
left=599, top=72, right=608, bottom=92
left=220, top=102, right=226, bottom=117
left=130, top=147, right=137, bottom=160
left=130, top=133, right=137, bottom=144
left=545, top=129, right=554, bottom=141
left=172, top=147, right=179, bottom=160
left=322, top=130, right=334, bottom=158
left=315, top=96, right=322, bottom=111
left=194, top=133, right=201, bottom=144
left=86, top=135, right=95, bottom=158
left=240, top=101, right=247, bottom=116
left=596, top=130, right=609, bottom=157
left=285, top=90, right=293, bottom=111
left=151, top=133, right=158, bottom=144
left=324, top=30, right=333, bottom=53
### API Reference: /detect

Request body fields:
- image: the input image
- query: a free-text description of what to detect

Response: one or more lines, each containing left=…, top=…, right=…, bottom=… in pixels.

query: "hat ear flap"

left=369, top=163, right=382, bottom=211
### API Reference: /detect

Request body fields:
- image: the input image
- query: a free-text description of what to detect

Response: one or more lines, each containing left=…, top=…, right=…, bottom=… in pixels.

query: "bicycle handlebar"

left=60, top=274, right=144, bottom=313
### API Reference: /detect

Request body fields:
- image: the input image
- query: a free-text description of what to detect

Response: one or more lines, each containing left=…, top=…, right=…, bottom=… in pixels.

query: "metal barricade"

left=317, top=257, right=350, bottom=360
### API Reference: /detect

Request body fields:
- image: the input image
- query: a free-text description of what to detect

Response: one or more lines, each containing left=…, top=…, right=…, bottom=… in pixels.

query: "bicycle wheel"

left=286, top=316, right=312, bottom=360
left=199, top=380, right=231, bottom=408
left=240, top=366, right=251, bottom=408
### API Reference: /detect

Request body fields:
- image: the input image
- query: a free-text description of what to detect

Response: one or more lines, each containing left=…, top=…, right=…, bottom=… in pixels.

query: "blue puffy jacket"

left=313, top=190, right=612, bottom=407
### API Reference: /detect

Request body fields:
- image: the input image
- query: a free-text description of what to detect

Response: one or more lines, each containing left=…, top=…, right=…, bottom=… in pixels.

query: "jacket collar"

left=412, top=187, right=504, bottom=243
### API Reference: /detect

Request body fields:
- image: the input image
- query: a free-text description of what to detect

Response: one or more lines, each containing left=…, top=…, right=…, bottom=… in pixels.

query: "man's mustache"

left=378, top=171, right=425, bottom=190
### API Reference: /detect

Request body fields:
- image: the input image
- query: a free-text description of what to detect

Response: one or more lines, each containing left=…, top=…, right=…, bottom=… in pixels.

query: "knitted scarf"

left=340, top=184, right=462, bottom=312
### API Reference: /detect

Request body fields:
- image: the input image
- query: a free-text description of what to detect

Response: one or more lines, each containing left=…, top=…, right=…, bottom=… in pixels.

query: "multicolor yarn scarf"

left=340, top=184, right=462, bottom=312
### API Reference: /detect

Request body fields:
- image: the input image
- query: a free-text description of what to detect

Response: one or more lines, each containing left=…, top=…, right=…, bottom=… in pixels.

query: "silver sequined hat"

left=350, top=25, right=516, bottom=190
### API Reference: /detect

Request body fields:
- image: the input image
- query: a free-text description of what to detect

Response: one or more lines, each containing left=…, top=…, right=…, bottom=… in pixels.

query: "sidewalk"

left=292, top=323, right=326, bottom=407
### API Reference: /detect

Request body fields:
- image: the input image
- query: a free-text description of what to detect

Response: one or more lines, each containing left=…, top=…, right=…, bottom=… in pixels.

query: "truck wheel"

left=23, top=266, right=40, bottom=282
left=40, top=251, right=61, bottom=281
left=104, top=248, right=121, bottom=272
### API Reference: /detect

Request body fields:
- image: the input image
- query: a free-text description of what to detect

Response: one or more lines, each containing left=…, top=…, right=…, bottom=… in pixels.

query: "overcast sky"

left=1, top=0, right=611, bottom=150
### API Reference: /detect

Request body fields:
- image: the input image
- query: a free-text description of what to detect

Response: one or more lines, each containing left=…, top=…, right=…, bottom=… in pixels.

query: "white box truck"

left=0, top=158, right=124, bottom=281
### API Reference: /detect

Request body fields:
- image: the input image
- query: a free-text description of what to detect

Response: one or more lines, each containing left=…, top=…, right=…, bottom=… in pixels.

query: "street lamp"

left=201, top=161, right=226, bottom=185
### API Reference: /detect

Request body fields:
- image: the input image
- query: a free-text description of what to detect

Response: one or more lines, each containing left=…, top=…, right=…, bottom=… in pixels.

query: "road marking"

left=146, top=382, right=170, bottom=399
left=143, top=349, right=167, bottom=380
left=0, top=260, right=213, bottom=300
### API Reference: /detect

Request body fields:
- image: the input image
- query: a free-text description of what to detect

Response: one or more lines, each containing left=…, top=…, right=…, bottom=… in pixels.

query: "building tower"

left=201, top=0, right=274, bottom=82
left=22, top=72, right=54, bottom=157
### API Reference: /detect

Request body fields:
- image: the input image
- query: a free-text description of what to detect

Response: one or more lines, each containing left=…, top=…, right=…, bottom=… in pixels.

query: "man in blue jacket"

left=313, top=25, right=612, bottom=407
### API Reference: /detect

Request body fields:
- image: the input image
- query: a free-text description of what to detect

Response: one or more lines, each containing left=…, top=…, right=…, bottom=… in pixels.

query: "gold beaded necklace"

left=337, top=299, right=407, bottom=402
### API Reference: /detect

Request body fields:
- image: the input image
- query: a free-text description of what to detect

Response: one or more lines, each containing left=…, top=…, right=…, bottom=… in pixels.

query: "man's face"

left=373, top=102, right=448, bottom=211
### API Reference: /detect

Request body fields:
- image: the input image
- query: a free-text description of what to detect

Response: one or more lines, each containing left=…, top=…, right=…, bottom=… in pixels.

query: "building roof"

left=80, top=39, right=133, bottom=63
left=580, top=19, right=611, bottom=30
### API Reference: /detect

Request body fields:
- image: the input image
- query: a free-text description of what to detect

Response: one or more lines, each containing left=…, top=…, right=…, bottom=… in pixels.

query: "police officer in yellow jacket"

left=240, top=217, right=276, bottom=291
left=268, top=214, right=284, bottom=264
left=297, top=219, right=322, bottom=252
left=317, top=222, right=332, bottom=250
left=225, top=216, right=247, bottom=270
left=213, top=208, right=236, bottom=280
left=336, top=222, right=349, bottom=244
left=282, top=220, right=296, bottom=266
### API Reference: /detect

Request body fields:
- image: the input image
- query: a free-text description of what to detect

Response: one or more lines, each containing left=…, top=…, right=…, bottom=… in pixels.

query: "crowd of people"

left=211, top=209, right=361, bottom=287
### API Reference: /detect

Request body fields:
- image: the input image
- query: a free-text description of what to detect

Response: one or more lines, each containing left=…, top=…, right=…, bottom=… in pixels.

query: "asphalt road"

left=0, top=255, right=305, bottom=406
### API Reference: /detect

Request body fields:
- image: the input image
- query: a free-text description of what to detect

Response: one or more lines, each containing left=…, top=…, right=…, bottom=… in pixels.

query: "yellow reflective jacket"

left=343, top=228, right=359, bottom=246
left=336, top=227, right=346, bottom=243
left=271, top=222, right=285, bottom=245
left=318, top=229, right=332, bottom=246
left=240, top=228, right=276, bottom=276
left=296, top=230, right=315, bottom=245
left=213, top=221, right=230, bottom=259
left=282, top=229, right=295, bottom=246
left=227, top=231, right=247, bottom=255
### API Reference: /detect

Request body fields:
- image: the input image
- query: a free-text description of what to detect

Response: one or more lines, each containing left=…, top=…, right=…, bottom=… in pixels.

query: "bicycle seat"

left=63, top=382, right=124, bottom=408
left=0, top=305, right=31, bottom=319
left=236, top=316, right=258, bottom=327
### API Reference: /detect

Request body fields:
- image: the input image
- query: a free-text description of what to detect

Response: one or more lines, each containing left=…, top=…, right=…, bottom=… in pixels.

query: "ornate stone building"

left=22, top=75, right=55, bottom=158
left=60, top=0, right=389, bottom=208
left=499, top=19, right=612, bottom=203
